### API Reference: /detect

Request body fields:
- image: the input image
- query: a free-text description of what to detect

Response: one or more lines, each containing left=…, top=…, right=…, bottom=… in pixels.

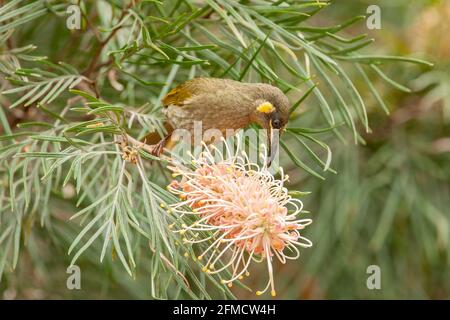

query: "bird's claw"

left=149, top=139, right=166, bottom=157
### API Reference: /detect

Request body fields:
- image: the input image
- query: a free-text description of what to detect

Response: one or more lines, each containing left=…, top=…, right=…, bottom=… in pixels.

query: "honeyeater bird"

left=145, top=77, right=290, bottom=163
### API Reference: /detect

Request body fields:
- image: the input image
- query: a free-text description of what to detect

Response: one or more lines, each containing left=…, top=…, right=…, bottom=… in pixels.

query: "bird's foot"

left=150, top=141, right=165, bottom=157
left=149, top=136, right=170, bottom=157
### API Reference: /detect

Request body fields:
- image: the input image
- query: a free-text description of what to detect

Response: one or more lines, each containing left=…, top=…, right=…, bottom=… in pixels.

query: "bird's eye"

left=272, top=119, right=281, bottom=129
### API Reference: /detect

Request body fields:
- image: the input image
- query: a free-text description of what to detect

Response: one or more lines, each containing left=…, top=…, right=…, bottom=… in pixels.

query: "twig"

left=83, top=2, right=135, bottom=77
left=121, top=133, right=156, bottom=155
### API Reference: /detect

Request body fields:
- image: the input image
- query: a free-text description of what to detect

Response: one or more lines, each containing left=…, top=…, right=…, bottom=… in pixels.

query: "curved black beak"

left=267, top=124, right=286, bottom=167
left=267, top=124, right=280, bottom=167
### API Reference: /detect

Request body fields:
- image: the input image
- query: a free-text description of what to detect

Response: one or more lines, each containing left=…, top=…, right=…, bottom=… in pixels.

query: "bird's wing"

left=142, top=122, right=174, bottom=144
left=162, top=79, right=204, bottom=107
left=162, top=85, right=191, bottom=107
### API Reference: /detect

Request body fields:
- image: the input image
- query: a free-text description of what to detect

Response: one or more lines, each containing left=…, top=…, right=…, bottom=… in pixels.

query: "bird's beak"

left=267, top=122, right=279, bottom=167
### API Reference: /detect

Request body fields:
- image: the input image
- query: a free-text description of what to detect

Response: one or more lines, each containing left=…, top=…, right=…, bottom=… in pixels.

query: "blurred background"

left=1, top=0, right=449, bottom=299
left=268, top=0, right=450, bottom=299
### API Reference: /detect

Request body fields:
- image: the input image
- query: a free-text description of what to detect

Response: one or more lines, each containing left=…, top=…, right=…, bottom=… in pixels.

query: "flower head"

left=167, top=139, right=312, bottom=296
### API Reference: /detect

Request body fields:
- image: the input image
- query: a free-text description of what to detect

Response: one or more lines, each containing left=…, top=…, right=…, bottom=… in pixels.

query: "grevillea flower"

left=167, top=139, right=312, bottom=296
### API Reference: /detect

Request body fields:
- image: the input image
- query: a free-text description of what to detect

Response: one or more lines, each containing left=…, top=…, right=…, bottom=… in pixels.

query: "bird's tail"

left=142, top=122, right=174, bottom=145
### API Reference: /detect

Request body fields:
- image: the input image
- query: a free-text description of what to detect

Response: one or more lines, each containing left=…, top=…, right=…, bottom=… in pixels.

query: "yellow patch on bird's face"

left=256, top=102, right=275, bottom=114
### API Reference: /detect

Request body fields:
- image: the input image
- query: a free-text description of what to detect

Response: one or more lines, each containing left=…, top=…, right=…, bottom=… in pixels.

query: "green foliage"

left=0, top=0, right=442, bottom=299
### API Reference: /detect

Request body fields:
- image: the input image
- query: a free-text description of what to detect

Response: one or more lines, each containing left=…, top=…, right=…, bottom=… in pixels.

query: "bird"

left=144, top=77, right=290, bottom=164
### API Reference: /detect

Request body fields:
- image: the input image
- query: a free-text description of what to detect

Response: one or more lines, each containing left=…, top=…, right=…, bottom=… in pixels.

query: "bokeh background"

left=1, top=0, right=449, bottom=299
left=274, top=0, right=450, bottom=299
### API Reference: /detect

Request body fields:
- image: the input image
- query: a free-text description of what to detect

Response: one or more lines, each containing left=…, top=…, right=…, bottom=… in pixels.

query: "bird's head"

left=250, top=84, right=290, bottom=165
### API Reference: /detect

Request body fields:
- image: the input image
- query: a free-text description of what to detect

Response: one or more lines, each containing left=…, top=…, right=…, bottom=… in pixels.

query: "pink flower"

left=167, top=140, right=312, bottom=296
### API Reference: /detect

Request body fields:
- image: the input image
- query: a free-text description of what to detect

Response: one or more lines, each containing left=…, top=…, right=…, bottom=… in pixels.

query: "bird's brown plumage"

left=144, top=77, right=290, bottom=158
left=162, top=81, right=194, bottom=106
